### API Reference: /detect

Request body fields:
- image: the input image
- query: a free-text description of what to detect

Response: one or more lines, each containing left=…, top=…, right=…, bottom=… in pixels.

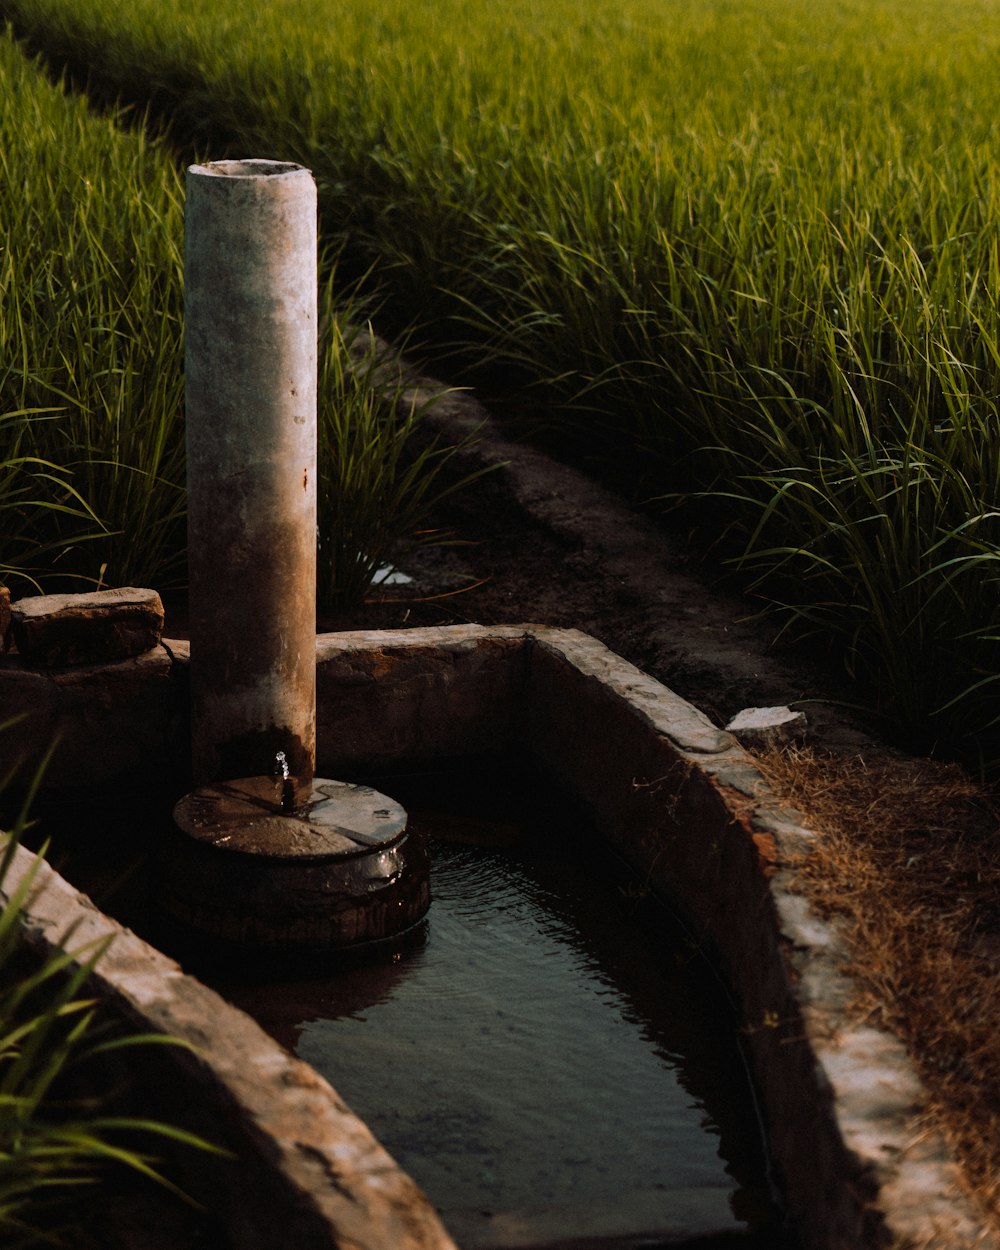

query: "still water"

left=210, top=765, right=788, bottom=1249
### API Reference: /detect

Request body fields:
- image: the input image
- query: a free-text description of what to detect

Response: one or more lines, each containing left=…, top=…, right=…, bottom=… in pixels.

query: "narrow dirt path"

left=311, top=346, right=884, bottom=759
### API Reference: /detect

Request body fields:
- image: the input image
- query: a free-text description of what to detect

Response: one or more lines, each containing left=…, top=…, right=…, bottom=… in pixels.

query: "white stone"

left=726, top=705, right=808, bottom=750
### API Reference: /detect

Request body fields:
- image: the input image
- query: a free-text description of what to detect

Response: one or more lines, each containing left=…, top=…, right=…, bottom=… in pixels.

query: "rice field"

left=0, top=28, right=185, bottom=589
left=3, top=0, right=1000, bottom=764
left=0, top=26, right=471, bottom=602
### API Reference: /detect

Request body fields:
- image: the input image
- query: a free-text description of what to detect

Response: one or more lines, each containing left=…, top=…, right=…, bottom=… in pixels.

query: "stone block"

left=10, top=587, right=164, bottom=667
left=0, top=647, right=181, bottom=790
left=726, top=705, right=808, bottom=751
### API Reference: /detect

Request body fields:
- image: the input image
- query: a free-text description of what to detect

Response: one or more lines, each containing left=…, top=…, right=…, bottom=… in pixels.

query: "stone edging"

left=1, top=625, right=994, bottom=1249
left=2, top=829, right=458, bottom=1250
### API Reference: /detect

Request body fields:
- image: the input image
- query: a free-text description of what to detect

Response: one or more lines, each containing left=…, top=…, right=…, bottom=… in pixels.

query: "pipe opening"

left=193, top=159, right=306, bottom=179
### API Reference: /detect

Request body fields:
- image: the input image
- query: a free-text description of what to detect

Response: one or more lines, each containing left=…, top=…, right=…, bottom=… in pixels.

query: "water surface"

left=214, top=765, right=784, bottom=1249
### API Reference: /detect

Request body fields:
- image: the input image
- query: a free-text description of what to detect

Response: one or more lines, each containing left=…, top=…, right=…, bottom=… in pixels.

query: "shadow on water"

left=15, top=756, right=798, bottom=1250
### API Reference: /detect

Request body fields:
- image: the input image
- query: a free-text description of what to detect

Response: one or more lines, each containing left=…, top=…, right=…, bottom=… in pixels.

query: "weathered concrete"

left=165, top=777, right=428, bottom=950
left=1, top=625, right=994, bottom=1250
left=522, top=629, right=994, bottom=1250
left=0, top=644, right=181, bottom=789
left=9, top=587, right=164, bottom=667
left=314, top=626, right=529, bottom=771
left=184, top=159, right=318, bottom=794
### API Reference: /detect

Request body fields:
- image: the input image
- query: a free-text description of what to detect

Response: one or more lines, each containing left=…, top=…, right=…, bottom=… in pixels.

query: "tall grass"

left=0, top=30, right=186, bottom=590
left=3, top=0, right=1000, bottom=758
left=0, top=28, right=478, bottom=605
left=317, top=309, right=489, bottom=609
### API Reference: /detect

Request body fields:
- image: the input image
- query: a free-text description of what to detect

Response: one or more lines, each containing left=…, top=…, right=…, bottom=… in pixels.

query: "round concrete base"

left=160, top=777, right=429, bottom=951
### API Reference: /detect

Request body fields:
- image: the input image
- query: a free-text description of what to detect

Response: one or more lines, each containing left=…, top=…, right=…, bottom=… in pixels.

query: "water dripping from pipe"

left=272, top=751, right=296, bottom=814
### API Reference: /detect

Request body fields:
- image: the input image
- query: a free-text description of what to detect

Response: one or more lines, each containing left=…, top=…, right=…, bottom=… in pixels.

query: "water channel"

left=26, top=758, right=793, bottom=1249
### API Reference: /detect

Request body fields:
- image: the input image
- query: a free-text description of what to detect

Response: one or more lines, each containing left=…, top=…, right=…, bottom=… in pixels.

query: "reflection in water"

left=20, top=763, right=789, bottom=1247
left=216, top=764, right=788, bottom=1249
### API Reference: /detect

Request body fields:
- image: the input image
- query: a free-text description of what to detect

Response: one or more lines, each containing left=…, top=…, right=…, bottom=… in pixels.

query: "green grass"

left=0, top=28, right=478, bottom=605
left=0, top=32, right=186, bottom=590
left=2, top=0, right=1000, bottom=760
left=317, top=310, right=489, bottom=608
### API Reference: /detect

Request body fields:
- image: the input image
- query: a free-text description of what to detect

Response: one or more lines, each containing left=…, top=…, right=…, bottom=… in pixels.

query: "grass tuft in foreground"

left=0, top=742, right=222, bottom=1247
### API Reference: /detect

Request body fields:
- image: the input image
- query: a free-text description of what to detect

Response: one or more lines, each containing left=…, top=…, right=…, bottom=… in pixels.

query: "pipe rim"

left=189, top=158, right=308, bottom=180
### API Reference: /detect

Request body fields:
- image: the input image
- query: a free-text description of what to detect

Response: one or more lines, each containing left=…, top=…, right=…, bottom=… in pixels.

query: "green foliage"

left=0, top=747, right=220, bottom=1246
left=3, top=0, right=1000, bottom=758
left=0, top=30, right=187, bottom=591
left=0, top=25, right=483, bottom=608
left=317, top=309, right=491, bottom=609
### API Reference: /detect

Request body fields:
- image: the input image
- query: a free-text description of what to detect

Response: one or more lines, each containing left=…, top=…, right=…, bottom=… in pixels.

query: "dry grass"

left=753, top=745, right=1000, bottom=1225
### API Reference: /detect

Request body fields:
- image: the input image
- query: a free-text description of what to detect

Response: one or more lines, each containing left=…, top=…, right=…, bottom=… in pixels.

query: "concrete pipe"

left=184, top=159, right=317, bottom=797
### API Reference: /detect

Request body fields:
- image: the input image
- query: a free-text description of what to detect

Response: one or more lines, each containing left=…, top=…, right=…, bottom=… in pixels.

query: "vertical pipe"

left=185, top=160, right=317, bottom=796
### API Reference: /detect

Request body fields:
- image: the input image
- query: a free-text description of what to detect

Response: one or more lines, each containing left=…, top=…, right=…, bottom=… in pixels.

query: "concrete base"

left=164, top=778, right=428, bottom=950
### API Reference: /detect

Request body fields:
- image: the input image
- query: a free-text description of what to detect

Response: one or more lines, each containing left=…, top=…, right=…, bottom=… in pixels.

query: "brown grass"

left=751, top=746, right=1000, bottom=1225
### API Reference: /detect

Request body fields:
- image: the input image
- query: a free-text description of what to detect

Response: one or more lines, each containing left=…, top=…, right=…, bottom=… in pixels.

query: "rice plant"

left=0, top=27, right=482, bottom=607
left=4, top=0, right=1000, bottom=760
left=317, top=305, right=491, bottom=609
left=0, top=29, right=186, bottom=590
